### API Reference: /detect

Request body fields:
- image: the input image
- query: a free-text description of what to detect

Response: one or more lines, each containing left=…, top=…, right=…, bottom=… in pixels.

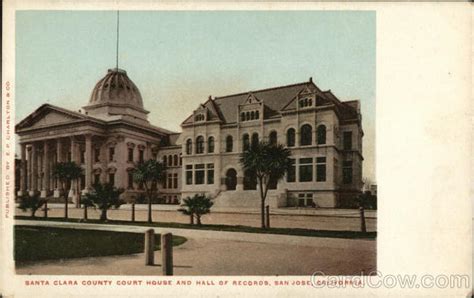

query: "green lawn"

left=15, top=216, right=376, bottom=240
left=14, top=225, right=187, bottom=263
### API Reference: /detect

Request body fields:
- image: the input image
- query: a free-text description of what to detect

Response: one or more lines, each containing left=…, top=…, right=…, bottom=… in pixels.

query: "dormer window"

left=240, top=110, right=260, bottom=122
left=299, top=97, right=313, bottom=108
left=195, top=113, right=205, bottom=122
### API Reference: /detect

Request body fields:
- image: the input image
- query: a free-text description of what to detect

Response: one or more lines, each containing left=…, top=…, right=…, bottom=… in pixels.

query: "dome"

left=83, top=68, right=149, bottom=122
left=88, top=68, right=144, bottom=108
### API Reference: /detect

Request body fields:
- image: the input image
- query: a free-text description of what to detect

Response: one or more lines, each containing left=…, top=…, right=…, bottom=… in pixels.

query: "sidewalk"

left=26, top=203, right=377, bottom=218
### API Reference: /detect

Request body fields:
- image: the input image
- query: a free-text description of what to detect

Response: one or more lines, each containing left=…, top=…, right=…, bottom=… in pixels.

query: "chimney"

left=309, top=77, right=313, bottom=83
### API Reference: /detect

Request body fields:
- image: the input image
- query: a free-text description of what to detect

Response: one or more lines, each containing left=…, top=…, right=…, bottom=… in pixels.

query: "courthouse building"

left=15, top=68, right=363, bottom=208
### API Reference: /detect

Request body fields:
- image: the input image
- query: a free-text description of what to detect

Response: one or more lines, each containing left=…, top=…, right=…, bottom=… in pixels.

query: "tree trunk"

left=147, top=197, right=153, bottom=223
left=196, top=215, right=201, bottom=226
left=84, top=205, right=88, bottom=220
left=258, top=178, right=266, bottom=229
left=31, top=210, right=36, bottom=218
left=190, top=214, right=194, bottom=225
left=63, top=181, right=68, bottom=219
left=100, top=209, right=107, bottom=221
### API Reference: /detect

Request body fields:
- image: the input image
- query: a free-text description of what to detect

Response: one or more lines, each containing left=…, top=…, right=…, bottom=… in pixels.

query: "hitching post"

left=359, top=206, right=367, bottom=233
left=144, top=229, right=155, bottom=265
left=265, top=205, right=270, bottom=228
left=161, top=233, right=173, bottom=275
left=131, top=203, right=135, bottom=222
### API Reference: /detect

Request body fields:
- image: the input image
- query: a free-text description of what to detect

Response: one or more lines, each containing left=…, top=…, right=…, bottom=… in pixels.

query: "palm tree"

left=83, top=182, right=124, bottom=221
left=132, top=159, right=166, bottom=223
left=52, top=161, right=83, bottom=218
left=240, top=141, right=292, bottom=228
left=18, top=193, right=46, bottom=218
left=178, top=194, right=214, bottom=225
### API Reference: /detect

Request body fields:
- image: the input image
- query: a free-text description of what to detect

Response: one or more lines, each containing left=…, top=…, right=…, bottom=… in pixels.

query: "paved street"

left=16, top=205, right=377, bottom=232
left=16, top=220, right=376, bottom=276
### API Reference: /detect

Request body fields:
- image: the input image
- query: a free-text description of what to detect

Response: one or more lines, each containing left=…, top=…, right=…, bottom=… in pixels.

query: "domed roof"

left=88, top=68, right=144, bottom=109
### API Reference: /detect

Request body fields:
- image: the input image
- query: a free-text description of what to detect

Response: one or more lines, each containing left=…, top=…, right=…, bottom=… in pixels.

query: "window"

left=255, top=110, right=259, bottom=119
left=128, top=148, right=134, bottom=162
left=251, top=133, right=259, bottom=148
left=299, top=97, right=312, bottom=108
left=317, top=125, right=326, bottom=145
left=173, top=173, right=178, bottom=189
left=128, top=172, right=134, bottom=189
left=186, top=139, right=192, bottom=155
left=196, top=136, right=204, bottom=154
left=316, top=157, right=326, bottom=182
left=343, top=160, right=353, bottom=184
left=251, top=111, right=255, bottom=120
left=299, top=158, right=313, bottom=182
left=186, top=165, right=193, bottom=185
left=94, top=148, right=100, bottom=163
left=163, top=156, right=167, bottom=166
left=179, top=154, right=182, bottom=165
left=195, top=164, right=205, bottom=185
left=246, top=112, right=250, bottom=121
left=207, top=164, right=214, bottom=184
left=173, top=155, right=178, bottom=166
left=287, top=128, right=295, bottom=147
left=152, top=152, right=157, bottom=160
left=109, top=147, right=115, bottom=162
left=208, top=137, right=215, bottom=153
left=300, top=124, right=312, bottom=146
left=242, top=134, right=250, bottom=151
left=80, top=150, right=85, bottom=164
left=269, top=131, right=277, bottom=146
left=68, top=151, right=72, bottom=162
left=94, top=173, right=100, bottom=185
left=167, top=174, right=173, bottom=190
left=139, top=150, right=144, bottom=162
left=226, top=136, right=233, bottom=152
left=298, top=193, right=314, bottom=207
left=343, top=131, right=352, bottom=150
left=241, top=113, right=245, bottom=122
left=109, top=173, right=115, bottom=185
left=287, top=159, right=296, bottom=182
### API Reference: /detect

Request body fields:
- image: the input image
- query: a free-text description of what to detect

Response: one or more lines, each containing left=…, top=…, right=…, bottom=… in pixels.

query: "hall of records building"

left=15, top=68, right=363, bottom=208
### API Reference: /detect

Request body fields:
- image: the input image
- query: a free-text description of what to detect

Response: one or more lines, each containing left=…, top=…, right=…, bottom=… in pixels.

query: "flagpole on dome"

left=116, top=10, right=120, bottom=70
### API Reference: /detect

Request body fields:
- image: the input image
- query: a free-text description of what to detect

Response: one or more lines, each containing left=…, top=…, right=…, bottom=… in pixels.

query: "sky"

left=16, top=10, right=376, bottom=181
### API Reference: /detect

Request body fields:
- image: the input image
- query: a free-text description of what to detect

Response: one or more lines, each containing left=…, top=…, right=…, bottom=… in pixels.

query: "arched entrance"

left=225, top=168, right=237, bottom=191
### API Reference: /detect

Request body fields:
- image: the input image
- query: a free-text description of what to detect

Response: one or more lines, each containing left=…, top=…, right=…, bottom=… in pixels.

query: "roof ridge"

left=214, top=81, right=310, bottom=100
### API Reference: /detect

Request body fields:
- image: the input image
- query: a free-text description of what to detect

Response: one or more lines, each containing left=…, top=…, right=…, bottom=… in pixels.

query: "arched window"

left=173, top=154, right=178, bottom=166
left=269, top=131, right=277, bottom=146
left=287, top=128, right=295, bottom=147
left=163, top=156, right=167, bottom=166
left=301, top=124, right=313, bottom=146
left=251, top=111, right=255, bottom=120
left=208, top=136, right=215, bottom=153
left=241, top=113, right=245, bottom=122
left=246, top=112, right=250, bottom=121
left=242, top=134, right=250, bottom=151
left=168, top=155, right=172, bottom=165
left=186, top=139, right=192, bottom=155
left=256, top=110, right=259, bottom=119
left=317, top=125, right=326, bottom=145
left=251, top=133, right=259, bottom=148
left=196, top=136, right=204, bottom=154
left=226, top=135, right=233, bottom=152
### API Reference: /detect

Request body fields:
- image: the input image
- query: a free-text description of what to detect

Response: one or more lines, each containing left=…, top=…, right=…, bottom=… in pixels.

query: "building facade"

left=15, top=68, right=363, bottom=208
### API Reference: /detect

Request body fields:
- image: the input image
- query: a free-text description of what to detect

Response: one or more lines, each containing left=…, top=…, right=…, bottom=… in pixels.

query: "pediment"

left=16, top=104, right=86, bottom=131
left=242, top=93, right=262, bottom=105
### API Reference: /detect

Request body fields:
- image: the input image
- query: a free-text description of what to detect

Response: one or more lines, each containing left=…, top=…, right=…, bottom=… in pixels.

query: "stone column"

left=82, top=134, right=92, bottom=194
left=236, top=175, right=244, bottom=191
left=27, top=146, right=32, bottom=193
left=54, top=138, right=63, bottom=198
left=40, top=141, right=50, bottom=198
left=18, top=143, right=27, bottom=196
left=29, top=143, right=38, bottom=196
left=68, top=137, right=78, bottom=202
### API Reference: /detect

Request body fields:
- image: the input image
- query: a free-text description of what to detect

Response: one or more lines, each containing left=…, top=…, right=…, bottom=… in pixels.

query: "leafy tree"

left=83, top=182, right=124, bottom=221
left=178, top=194, right=214, bottom=225
left=240, top=141, right=292, bottom=228
left=52, top=161, right=83, bottom=218
left=132, top=159, right=166, bottom=223
left=18, top=193, right=46, bottom=218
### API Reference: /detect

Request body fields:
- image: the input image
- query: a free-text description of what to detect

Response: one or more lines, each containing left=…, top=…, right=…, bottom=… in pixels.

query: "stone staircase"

left=212, top=189, right=288, bottom=209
